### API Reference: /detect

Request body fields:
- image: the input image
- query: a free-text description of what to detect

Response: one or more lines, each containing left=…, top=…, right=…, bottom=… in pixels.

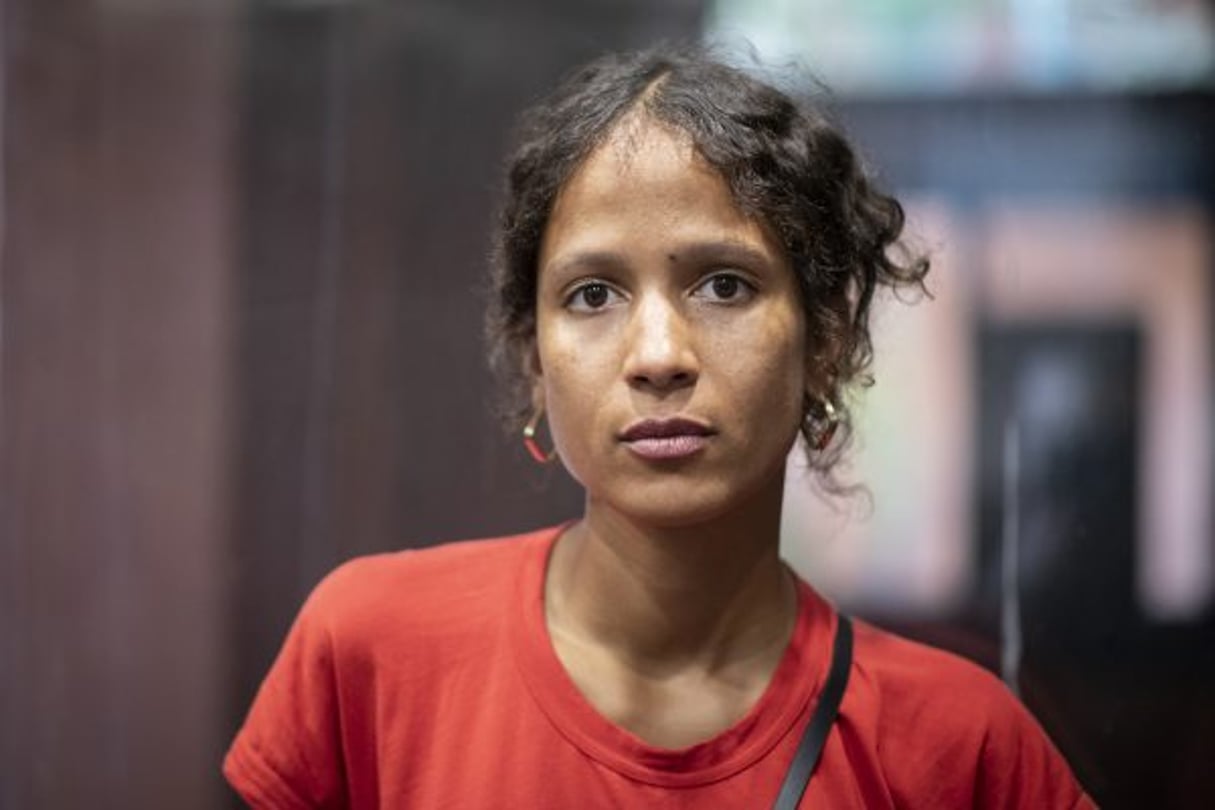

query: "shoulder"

left=850, top=617, right=1045, bottom=745
left=224, top=525, right=562, bottom=809
left=851, top=619, right=1013, bottom=720
left=845, top=619, right=1092, bottom=807
left=301, top=526, right=553, bottom=642
left=311, top=530, right=535, bottom=608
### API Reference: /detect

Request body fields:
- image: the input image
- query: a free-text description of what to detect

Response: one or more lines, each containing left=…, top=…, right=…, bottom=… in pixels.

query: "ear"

left=802, top=345, right=830, bottom=402
left=804, top=320, right=846, bottom=393
left=523, top=338, right=544, bottom=409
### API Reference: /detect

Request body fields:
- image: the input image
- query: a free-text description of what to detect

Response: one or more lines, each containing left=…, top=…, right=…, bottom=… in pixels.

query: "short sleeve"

left=974, top=685, right=1097, bottom=809
left=224, top=576, right=348, bottom=809
left=852, top=621, right=1098, bottom=809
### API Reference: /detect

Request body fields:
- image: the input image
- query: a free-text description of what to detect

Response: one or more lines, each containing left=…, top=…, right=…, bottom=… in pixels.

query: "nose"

left=623, top=293, right=699, bottom=392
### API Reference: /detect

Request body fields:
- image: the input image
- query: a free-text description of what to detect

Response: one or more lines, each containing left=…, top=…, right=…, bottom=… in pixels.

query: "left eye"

left=693, top=273, right=754, bottom=303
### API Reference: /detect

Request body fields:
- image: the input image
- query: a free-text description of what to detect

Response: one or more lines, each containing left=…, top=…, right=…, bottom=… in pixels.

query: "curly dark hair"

left=487, top=45, right=928, bottom=486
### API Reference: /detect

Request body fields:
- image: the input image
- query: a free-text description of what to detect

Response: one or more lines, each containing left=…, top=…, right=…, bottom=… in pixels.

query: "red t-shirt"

left=225, top=525, right=1094, bottom=808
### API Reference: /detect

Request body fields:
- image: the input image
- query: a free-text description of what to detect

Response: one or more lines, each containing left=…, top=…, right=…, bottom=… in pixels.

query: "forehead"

left=580, top=113, right=700, bottom=185
left=561, top=115, right=728, bottom=215
left=540, top=115, right=777, bottom=268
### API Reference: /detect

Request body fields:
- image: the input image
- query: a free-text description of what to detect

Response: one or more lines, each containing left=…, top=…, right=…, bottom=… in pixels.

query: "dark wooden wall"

left=0, top=1, right=238, bottom=808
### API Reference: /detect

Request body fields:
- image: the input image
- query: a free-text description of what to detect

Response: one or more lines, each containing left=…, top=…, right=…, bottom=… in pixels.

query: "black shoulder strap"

left=771, top=615, right=853, bottom=810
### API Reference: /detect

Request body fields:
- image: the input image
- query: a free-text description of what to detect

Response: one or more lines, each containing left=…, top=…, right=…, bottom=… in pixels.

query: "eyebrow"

left=544, top=250, right=629, bottom=281
left=545, top=241, right=775, bottom=280
left=668, top=241, right=774, bottom=270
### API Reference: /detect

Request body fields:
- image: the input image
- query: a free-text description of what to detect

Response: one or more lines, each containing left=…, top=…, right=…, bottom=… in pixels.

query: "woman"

left=225, top=47, right=1093, bottom=808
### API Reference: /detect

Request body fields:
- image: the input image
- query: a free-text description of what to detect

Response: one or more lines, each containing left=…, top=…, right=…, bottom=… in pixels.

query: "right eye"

left=565, top=281, right=623, bottom=312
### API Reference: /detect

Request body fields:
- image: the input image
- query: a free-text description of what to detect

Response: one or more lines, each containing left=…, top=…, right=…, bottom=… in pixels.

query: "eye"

left=693, top=272, right=755, bottom=304
left=565, top=281, right=623, bottom=312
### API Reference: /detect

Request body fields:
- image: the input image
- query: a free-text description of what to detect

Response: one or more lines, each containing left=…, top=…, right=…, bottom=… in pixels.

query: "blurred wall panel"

left=980, top=203, right=1212, bottom=621
left=1, top=1, right=237, bottom=807
left=825, top=68, right=1214, bottom=805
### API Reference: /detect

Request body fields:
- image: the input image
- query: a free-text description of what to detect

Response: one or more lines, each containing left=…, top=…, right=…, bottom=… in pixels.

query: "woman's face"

left=533, top=116, right=808, bottom=527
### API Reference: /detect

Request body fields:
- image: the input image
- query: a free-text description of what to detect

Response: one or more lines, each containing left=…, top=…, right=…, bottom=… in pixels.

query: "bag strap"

left=771, top=614, right=853, bottom=810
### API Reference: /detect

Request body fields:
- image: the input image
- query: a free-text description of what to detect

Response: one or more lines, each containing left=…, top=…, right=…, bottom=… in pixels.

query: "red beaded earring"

left=808, top=398, right=839, bottom=451
left=523, top=407, right=557, bottom=463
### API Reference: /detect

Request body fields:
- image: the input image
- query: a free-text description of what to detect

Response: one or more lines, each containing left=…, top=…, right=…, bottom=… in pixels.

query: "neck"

left=545, top=476, right=796, bottom=674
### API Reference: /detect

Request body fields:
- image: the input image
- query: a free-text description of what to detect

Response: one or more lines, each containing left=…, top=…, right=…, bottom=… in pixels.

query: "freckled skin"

left=534, top=117, right=809, bottom=528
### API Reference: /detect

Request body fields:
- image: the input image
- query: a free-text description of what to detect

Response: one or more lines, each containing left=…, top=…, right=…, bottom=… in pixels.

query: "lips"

left=619, top=418, right=715, bottom=460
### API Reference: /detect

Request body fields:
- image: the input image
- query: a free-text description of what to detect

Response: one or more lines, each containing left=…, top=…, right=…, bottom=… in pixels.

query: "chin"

left=596, top=476, right=767, bottom=529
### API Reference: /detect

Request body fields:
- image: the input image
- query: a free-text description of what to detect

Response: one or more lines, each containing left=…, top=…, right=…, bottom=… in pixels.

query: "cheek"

left=714, top=307, right=807, bottom=405
left=534, top=322, right=612, bottom=462
left=540, top=378, right=601, bottom=490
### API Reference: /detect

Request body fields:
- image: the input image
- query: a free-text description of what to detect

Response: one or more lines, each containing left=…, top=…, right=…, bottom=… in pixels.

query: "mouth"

left=619, top=418, right=715, bottom=461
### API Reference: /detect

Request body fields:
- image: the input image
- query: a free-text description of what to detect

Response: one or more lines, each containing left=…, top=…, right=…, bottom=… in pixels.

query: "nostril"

left=629, top=365, right=697, bottom=391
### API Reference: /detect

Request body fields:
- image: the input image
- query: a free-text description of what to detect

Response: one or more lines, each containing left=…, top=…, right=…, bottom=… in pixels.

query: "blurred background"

left=1, top=0, right=1212, bottom=807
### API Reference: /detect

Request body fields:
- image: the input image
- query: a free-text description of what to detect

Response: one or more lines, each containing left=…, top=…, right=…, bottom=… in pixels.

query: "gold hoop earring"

left=807, top=398, right=839, bottom=452
left=523, top=407, right=557, bottom=464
